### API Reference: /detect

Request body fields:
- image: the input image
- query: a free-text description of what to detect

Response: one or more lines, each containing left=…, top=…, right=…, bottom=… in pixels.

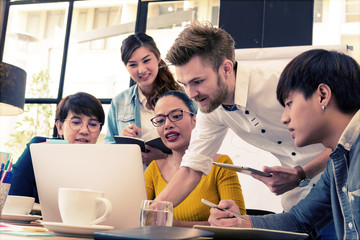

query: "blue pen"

left=4, top=171, right=13, bottom=183
left=0, top=163, right=4, bottom=180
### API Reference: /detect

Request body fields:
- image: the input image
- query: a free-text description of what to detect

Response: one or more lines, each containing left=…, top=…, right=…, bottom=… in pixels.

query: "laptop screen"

left=30, top=144, right=146, bottom=229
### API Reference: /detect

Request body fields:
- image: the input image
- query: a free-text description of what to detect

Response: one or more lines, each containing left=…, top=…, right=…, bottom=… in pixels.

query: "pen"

left=0, top=171, right=6, bottom=183
left=4, top=159, right=10, bottom=171
left=0, top=163, right=4, bottom=180
left=201, top=198, right=245, bottom=221
left=128, top=122, right=140, bottom=136
left=22, top=226, right=47, bottom=232
left=7, top=161, right=12, bottom=172
left=3, top=171, right=13, bottom=183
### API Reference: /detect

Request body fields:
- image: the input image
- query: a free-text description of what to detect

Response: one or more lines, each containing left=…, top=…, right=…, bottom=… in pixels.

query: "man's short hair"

left=277, top=49, right=360, bottom=114
left=166, top=20, right=235, bottom=72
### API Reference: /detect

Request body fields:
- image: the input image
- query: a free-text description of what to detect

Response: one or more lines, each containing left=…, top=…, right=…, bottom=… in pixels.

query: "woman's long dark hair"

left=121, top=32, right=181, bottom=110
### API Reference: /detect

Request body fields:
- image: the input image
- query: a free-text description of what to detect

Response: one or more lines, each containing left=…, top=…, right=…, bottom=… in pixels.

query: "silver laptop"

left=30, top=144, right=147, bottom=229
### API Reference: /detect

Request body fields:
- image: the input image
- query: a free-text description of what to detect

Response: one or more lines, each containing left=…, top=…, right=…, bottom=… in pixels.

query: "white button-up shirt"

left=181, top=59, right=326, bottom=211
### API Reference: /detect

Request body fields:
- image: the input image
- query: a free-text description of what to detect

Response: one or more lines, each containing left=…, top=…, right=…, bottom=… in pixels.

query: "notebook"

left=193, top=225, right=308, bottom=240
left=30, top=144, right=147, bottom=229
left=94, top=226, right=214, bottom=240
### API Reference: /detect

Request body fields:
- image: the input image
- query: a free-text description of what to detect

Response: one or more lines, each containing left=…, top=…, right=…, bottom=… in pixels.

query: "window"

left=346, top=0, right=360, bottom=22
left=313, top=0, right=360, bottom=62
left=0, top=0, right=220, bottom=161
left=146, top=0, right=220, bottom=74
left=63, top=0, right=137, bottom=98
left=0, top=0, right=138, bottom=160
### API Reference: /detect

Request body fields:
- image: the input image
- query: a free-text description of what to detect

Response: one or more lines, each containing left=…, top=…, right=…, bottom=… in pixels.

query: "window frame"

left=0, top=0, right=316, bottom=137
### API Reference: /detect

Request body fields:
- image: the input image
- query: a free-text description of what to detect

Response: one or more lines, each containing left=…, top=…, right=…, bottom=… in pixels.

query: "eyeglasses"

left=151, top=109, right=195, bottom=127
left=64, top=118, right=101, bottom=132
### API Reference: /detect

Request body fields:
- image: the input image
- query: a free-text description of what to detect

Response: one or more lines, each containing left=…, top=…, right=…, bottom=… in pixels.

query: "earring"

left=322, top=106, right=327, bottom=111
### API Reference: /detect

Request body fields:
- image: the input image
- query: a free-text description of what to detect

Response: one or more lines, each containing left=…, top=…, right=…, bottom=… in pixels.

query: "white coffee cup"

left=2, top=195, right=35, bottom=215
left=58, top=188, right=112, bottom=226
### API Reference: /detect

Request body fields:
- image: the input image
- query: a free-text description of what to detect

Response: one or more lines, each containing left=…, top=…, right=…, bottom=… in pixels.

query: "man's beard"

left=195, top=75, right=228, bottom=113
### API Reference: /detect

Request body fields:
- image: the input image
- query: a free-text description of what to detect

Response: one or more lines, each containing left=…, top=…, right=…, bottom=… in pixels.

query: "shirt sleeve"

left=250, top=159, right=334, bottom=239
left=181, top=110, right=229, bottom=175
left=104, top=100, right=118, bottom=144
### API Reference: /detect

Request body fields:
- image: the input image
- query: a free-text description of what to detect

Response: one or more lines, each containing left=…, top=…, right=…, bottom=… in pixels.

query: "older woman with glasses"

left=9, top=92, right=104, bottom=203
left=145, top=90, right=246, bottom=227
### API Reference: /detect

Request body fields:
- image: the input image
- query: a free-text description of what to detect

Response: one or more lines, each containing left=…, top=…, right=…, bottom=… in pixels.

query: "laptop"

left=30, top=144, right=147, bottom=229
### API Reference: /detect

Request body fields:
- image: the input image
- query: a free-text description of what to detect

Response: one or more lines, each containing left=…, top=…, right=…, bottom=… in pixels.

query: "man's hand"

left=208, top=200, right=252, bottom=228
left=251, top=166, right=300, bottom=195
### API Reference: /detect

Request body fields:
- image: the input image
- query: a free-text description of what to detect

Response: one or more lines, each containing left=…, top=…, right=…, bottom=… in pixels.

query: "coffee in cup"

left=58, top=188, right=112, bottom=226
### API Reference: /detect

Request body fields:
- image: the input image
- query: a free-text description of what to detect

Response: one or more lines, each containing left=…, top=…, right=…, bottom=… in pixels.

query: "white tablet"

left=212, top=162, right=272, bottom=177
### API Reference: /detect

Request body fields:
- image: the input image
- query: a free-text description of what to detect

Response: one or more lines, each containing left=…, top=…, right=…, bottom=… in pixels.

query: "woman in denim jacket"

left=104, top=33, right=181, bottom=167
left=208, top=49, right=360, bottom=240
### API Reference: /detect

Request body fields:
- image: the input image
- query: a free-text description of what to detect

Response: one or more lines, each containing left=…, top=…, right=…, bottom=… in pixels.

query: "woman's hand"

left=122, top=123, right=141, bottom=138
left=142, top=145, right=167, bottom=166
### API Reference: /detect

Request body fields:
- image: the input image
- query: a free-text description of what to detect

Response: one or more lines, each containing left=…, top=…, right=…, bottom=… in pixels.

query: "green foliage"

left=5, top=70, right=55, bottom=160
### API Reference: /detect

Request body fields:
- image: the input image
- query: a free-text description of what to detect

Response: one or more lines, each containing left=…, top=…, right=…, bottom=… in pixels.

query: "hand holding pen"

left=122, top=123, right=141, bottom=138
left=204, top=199, right=253, bottom=228
left=202, top=199, right=245, bottom=221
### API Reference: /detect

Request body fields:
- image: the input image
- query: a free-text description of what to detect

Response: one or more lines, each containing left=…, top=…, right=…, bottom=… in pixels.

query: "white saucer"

left=41, top=221, right=114, bottom=235
left=0, top=213, right=42, bottom=222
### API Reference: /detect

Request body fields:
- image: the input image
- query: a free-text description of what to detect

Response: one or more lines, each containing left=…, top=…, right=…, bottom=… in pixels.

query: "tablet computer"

left=212, top=162, right=272, bottom=177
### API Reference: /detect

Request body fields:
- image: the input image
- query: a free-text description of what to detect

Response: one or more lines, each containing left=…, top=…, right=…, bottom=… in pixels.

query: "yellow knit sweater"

left=144, top=155, right=246, bottom=222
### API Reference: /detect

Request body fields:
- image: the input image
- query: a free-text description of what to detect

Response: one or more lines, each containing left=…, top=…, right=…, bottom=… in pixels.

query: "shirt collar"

left=137, top=87, right=147, bottom=107
left=234, top=61, right=249, bottom=107
left=338, top=109, right=360, bottom=151
left=222, top=104, right=238, bottom=111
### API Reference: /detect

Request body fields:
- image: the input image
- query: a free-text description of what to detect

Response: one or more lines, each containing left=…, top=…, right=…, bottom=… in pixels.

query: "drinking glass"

left=140, top=200, right=173, bottom=227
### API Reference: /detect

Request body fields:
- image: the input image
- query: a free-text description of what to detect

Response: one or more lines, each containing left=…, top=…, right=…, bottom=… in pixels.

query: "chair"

left=246, top=209, right=275, bottom=216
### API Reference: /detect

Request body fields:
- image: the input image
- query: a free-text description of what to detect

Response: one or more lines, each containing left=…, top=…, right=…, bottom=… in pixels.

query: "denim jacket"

left=250, top=110, right=360, bottom=240
left=104, top=84, right=141, bottom=144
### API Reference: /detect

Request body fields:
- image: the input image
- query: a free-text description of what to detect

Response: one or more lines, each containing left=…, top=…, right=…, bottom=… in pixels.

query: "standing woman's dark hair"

left=56, top=92, right=105, bottom=129
left=121, top=32, right=181, bottom=110
left=157, top=90, right=197, bottom=114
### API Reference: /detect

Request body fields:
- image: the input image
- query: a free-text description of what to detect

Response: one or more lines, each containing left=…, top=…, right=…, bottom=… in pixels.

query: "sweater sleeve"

left=144, top=161, right=156, bottom=200
left=215, top=155, right=246, bottom=215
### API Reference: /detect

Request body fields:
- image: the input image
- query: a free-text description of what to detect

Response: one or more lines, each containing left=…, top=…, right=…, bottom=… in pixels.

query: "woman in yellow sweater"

left=145, top=90, right=246, bottom=227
